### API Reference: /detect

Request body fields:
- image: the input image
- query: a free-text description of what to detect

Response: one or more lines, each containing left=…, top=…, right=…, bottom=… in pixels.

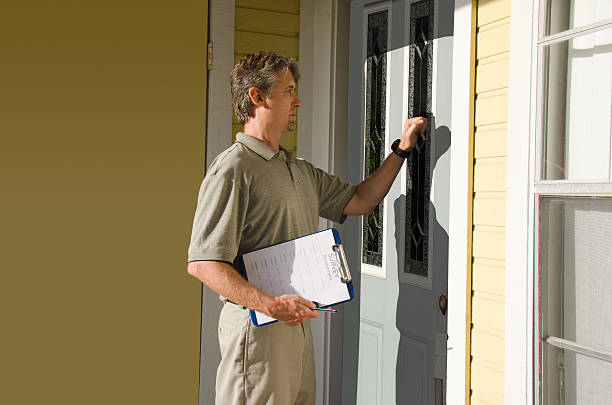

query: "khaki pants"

left=215, top=301, right=316, bottom=405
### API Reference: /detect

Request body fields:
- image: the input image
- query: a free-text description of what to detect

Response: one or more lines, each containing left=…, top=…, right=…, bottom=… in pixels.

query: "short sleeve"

left=187, top=158, right=249, bottom=263
left=307, top=163, right=357, bottom=223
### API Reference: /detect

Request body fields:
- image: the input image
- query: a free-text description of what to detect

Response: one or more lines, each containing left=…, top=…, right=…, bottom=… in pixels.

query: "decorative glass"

left=362, top=10, right=388, bottom=267
left=405, top=0, right=433, bottom=277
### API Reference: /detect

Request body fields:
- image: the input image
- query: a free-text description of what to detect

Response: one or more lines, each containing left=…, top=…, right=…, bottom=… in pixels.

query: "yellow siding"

left=472, top=258, right=506, bottom=296
left=476, top=19, right=510, bottom=59
left=234, top=8, right=299, bottom=37
left=477, top=0, right=511, bottom=26
left=476, top=53, right=509, bottom=93
left=472, top=292, right=505, bottom=330
left=236, top=0, right=300, bottom=14
left=475, top=89, right=508, bottom=126
left=472, top=326, right=505, bottom=364
left=235, top=32, right=299, bottom=60
left=471, top=359, right=505, bottom=399
left=473, top=193, right=506, bottom=226
left=474, top=124, right=507, bottom=158
left=474, top=157, right=507, bottom=192
left=470, top=0, right=510, bottom=403
left=472, top=226, right=506, bottom=260
left=233, top=0, right=300, bottom=154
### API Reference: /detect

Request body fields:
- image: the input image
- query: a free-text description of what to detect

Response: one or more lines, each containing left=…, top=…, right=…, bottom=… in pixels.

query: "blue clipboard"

left=238, top=228, right=354, bottom=326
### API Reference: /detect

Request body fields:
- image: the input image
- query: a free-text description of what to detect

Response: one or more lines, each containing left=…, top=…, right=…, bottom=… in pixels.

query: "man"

left=187, top=52, right=426, bottom=404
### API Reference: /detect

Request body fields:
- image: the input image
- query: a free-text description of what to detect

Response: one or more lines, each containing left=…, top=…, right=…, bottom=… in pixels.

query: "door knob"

left=438, top=294, right=447, bottom=315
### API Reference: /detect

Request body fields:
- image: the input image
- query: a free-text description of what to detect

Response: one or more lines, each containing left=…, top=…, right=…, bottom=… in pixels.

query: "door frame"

left=298, top=1, right=351, bottom=404
left=199, top=1, right=235, bottom=404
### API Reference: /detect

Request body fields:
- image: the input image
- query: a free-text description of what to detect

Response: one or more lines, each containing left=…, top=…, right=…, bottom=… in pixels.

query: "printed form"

left=243, top=229, right=351, bottom=325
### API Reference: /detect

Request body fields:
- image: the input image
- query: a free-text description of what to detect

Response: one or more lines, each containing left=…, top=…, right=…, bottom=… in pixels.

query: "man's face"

left=263, top=69, right=301, bottom=133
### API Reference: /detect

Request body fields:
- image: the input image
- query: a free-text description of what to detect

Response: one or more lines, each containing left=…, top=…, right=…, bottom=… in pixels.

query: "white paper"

left=243, top=229, right=351, bottom=325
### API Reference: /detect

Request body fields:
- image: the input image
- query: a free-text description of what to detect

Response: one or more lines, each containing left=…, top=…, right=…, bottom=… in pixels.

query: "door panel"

left=358, top=320, right=384, bottom=405
left=346, top=1, right=453, bottom=404
left=396, top=335, right=429, bottom=404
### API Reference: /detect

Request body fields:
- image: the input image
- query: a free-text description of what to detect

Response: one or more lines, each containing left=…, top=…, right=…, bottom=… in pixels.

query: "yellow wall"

left=0, top=1, right=207, bottom=403
left=469, top=0, right=510, bottom=403
left=232, top=0, right=301, bottom=153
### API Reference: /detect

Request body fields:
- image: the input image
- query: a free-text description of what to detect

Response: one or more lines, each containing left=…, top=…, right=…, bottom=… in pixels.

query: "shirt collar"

left=235, top=132, right=294, bottom=162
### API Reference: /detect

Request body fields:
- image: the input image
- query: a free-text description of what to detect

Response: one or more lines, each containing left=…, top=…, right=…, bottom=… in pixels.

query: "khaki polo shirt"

left=188, top=132, right=357, bottom=267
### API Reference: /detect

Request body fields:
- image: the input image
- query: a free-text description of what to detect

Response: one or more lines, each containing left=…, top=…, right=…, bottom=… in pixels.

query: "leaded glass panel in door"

left=362, top=10, right=388, bottom=267
left=405, top=0, right=433, bottom=278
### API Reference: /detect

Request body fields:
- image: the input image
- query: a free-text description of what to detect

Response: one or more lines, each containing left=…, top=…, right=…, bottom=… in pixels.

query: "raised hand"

left=398, top=116, right=428, bottom=151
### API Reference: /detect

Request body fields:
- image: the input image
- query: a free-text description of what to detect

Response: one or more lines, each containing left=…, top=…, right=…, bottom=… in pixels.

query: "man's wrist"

left=258, top=294, right=276, bottom=315
left=391, top=139, right=411, bottom=158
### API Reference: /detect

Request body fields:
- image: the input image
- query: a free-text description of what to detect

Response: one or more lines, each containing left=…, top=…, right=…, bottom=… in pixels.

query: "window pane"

left=543, top=345, right=612, bottom=405
left=539, top=197, right=612, bottom=403
left=541, top=28, right=612, bottom=180
left=546, top=0, right=612, bottom=36
left=540, top=197, right=612, bottom=350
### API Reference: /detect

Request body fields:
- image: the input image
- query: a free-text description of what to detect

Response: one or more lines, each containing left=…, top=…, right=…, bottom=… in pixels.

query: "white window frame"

left=507, top=1, right=612, bottom=404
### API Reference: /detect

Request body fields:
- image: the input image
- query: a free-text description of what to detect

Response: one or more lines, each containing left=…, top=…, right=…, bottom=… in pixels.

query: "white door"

left=343, top=0, right=454, bottom=403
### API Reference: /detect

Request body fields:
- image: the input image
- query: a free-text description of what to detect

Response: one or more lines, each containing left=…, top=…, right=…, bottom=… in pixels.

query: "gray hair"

left=230, top=51, right=300, bottom=124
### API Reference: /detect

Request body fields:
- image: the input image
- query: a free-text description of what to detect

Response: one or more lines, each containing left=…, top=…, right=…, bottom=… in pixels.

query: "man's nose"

left=294, top=95, right=302, bottom=108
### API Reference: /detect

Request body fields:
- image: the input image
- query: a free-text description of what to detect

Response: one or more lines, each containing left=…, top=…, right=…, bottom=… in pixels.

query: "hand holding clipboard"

left=238, top=229, right=353, bottom=326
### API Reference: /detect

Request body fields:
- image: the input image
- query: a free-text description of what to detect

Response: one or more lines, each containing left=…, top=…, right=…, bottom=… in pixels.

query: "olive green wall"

left=0, top=1, right=206, bottom=403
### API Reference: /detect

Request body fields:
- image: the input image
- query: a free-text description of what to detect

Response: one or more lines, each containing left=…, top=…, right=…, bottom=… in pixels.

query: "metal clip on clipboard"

left=332, top=244, right=352, bottom=283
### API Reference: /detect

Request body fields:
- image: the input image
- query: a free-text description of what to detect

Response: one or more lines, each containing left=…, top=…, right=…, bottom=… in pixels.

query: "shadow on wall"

left=394, top=123, right=450, bottom=404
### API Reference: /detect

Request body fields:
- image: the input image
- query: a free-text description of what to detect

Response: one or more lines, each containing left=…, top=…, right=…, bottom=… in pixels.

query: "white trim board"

left=205, top=0, right=235, bottom=168
left=298, top=2, right=351, bottom=404
left=297, top=4, right=329, bottom=404
left=199, top=1, right=235, bottom=405
left=505, top=0, right=536, bottom=403
left=446, top=0, right=472, bottom=403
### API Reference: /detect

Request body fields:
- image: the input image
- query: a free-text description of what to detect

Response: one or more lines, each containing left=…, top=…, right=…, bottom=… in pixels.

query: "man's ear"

left=248, top=87, right=265, bottom=107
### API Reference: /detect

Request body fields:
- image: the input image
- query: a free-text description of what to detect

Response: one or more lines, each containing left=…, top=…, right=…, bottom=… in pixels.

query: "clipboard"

left=238, top=228, right=353, bottom=326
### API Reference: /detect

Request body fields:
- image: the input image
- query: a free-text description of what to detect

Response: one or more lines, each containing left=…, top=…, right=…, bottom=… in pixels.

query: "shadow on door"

left=394, top=124, right=451, bottom=404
